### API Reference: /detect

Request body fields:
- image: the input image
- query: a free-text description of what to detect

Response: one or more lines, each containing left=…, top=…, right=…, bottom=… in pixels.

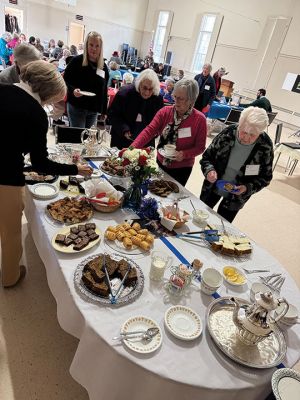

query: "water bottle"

left=221, top=95, right=226, bottom=104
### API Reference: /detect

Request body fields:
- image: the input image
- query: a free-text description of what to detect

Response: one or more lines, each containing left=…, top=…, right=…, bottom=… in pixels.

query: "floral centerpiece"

left=119, top=147, right=159, bottom=210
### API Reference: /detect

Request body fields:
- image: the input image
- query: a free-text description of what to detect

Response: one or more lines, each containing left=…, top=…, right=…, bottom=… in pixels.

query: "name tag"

left=178, top=127, right=192, bottom=138
left=136, top=113, right=142, bottom=122
left=204, top=85, right=210, bottom=90
left=245, top=164, right=260, bottom=175
left=96, top=69, right=105, bottom=78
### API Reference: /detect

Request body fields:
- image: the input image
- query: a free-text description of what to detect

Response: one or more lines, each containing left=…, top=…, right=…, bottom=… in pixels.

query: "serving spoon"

left=113, top=327, right=159, bottom=342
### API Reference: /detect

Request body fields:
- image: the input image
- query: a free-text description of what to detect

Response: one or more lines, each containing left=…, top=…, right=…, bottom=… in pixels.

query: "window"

left=192, top=14, right=217, bottom=73
left=153, top=11, right=170, bottom=62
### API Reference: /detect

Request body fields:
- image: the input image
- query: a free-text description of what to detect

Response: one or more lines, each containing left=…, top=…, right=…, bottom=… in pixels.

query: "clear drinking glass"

left=149, top=251, right=173, bottom=281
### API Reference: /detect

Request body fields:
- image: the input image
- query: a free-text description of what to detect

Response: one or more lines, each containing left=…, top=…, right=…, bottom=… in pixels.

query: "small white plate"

left=120, top=316, right=162, bottom=354
left=158, top=148, right=177, bottom=160
left=272, top=368, right=300, bottom=400
left=79, top=90, right=96, bottom=97
left=51, top=224, right=101, bottom=253
left=29, top=183, right=59, bottom=200
left=222, top=266, right=247, bottom=286
left=164, top=306, right=202, bottom=341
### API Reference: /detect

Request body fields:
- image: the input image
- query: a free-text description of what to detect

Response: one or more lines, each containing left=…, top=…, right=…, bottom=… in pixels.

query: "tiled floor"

left=0, top=121, right=299, bottom=399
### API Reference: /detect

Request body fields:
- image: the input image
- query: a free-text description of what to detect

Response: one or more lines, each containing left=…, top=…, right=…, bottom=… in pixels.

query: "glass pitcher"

left=81, top=125, right=103, bottom=157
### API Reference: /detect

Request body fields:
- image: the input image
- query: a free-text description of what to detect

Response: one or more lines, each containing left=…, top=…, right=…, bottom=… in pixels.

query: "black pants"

left=200, top=190, right=239, bottom=223
left=157, top=160, right=192, bottom=186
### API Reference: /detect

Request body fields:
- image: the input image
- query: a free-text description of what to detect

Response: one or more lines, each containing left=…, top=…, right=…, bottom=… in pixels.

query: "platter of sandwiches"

left=210, top=234, right=252, bottom=257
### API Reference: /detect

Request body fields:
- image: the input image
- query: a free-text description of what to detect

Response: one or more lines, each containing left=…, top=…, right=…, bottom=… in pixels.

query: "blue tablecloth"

left=207, top=101, right=231, bottom=119
left=119, top=69, right=139, bottom=78
left=206, top=101, right=244, bottom=120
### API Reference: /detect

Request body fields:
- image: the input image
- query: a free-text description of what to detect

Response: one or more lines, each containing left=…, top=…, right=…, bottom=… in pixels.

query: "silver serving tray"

left=206, top=297, right=287, bottom=369
left=74, top=252, right=144, bottom=306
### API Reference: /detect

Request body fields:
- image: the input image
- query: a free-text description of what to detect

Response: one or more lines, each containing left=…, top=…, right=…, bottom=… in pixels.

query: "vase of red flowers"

left=119, top=147, right=159, bottom=211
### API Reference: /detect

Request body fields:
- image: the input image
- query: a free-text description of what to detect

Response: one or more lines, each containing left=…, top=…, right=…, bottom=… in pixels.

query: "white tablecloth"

left=274, top=143, right=300, bottom=162
left=24, top=177, right=300, bottom=400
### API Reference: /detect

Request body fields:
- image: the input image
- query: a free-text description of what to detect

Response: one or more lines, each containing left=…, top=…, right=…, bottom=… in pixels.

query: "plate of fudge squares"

left=74, top=253, right=144, bottom=306
left=52, top=223, right=101, bottom=253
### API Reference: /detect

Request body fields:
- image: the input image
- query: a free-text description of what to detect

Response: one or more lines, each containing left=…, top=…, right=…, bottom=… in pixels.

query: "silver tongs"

left=104, top=260, right=131, bottom=304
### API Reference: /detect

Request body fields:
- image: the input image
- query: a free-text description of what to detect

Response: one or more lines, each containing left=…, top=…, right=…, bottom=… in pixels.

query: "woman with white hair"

left=159, top=78, right=175, bottom=104
left=200, top=106, right=274, bottom=222
left=132, top=78, right=207, bottom=185
left=0, top=32, right=13, bottom=66
left=64, top=31, right=109, bottom=128
left=122, top=72, right=134, bottom=85
left=0, top=60, right=92, bottom=288
left=108, top=69, right=163, bottom=149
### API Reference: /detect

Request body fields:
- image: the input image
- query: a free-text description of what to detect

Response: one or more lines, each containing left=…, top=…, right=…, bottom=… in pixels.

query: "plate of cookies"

left=104, top=222, right=154, bottom=255
left=52, top=223, right=101, bottom=253
left=216, top=180, right=239, bottom=194
left=148, top=179, right=179, bottom=197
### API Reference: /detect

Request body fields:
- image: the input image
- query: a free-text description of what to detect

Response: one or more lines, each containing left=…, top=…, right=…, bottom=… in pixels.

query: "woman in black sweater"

left=0, top=60, right=92, bottom=288
left=108, top=69, right=163, bottom=149
left=64, top=31, right=109, bottom=128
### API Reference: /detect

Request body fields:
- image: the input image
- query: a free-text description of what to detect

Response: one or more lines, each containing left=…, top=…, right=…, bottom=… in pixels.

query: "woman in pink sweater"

left=132, top=78, right=207, bottom=185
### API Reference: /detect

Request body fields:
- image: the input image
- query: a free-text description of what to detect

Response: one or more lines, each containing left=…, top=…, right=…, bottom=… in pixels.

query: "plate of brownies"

left=46, top=197, right=93, bottom=224
left=74, top=253, right=144, bottom=306
left=52, top=223, right=101, bottom=253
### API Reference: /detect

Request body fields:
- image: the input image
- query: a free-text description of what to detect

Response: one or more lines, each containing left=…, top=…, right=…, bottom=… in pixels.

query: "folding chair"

left=267, top=112, right=277, bottom=126
left=54, top=125, right=88, bottom=144
left=223, top=109, right=242, bottom=125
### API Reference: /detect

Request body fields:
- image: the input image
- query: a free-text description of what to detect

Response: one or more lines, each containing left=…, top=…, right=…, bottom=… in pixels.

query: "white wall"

left=0, top=0, right=148, bottom=58
left=143, top=0, right=300, bottom=126
left=1, top=0, right=299, bottom=125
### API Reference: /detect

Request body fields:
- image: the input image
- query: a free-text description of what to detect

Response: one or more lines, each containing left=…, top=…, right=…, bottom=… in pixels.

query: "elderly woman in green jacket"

left=200, top=106, right=274, bottom=222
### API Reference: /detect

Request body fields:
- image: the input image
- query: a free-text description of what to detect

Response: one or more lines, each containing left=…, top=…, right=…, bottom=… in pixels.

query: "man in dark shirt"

left=240, top=88, right=272, bottom=112
left=0, top=43, right=40, bottom=84
left=194, top=63, right=216, bottom=113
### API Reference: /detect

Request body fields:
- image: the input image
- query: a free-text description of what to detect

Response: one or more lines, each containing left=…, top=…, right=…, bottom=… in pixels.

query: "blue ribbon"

left=86, top=158, right=98, bottom=170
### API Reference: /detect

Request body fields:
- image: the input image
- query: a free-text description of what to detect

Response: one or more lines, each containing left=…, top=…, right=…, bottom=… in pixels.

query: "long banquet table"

left=24, top=169, right=300, bottom=400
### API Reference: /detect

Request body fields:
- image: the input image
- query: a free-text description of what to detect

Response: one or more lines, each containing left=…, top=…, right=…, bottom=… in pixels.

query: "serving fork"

left=242, top=267, right=270, bottom=274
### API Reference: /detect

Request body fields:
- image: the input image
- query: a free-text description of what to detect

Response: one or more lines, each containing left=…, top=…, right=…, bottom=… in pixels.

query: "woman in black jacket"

left=108, top=69, right=163, bottom=149
left=194, top=63, right=216, bottom=113
left=64, top=31, right=109, bottom=128
left=0, top=61, right=92, bottom=288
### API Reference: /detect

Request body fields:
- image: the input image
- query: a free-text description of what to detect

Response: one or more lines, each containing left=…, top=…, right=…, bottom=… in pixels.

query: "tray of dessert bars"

left=74, top=252, right=144, bottom=306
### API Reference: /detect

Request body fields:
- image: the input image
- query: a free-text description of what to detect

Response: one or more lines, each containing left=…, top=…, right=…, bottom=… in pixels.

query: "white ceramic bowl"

left=275, top=303, right=299, bottom=327
left=250, top=282, right=270, bottom=302
left=192, top=210, right=209, bottom=227
left=222, top=266, right=247, bottom=287
left=200, top=268, right=222, bottom=295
